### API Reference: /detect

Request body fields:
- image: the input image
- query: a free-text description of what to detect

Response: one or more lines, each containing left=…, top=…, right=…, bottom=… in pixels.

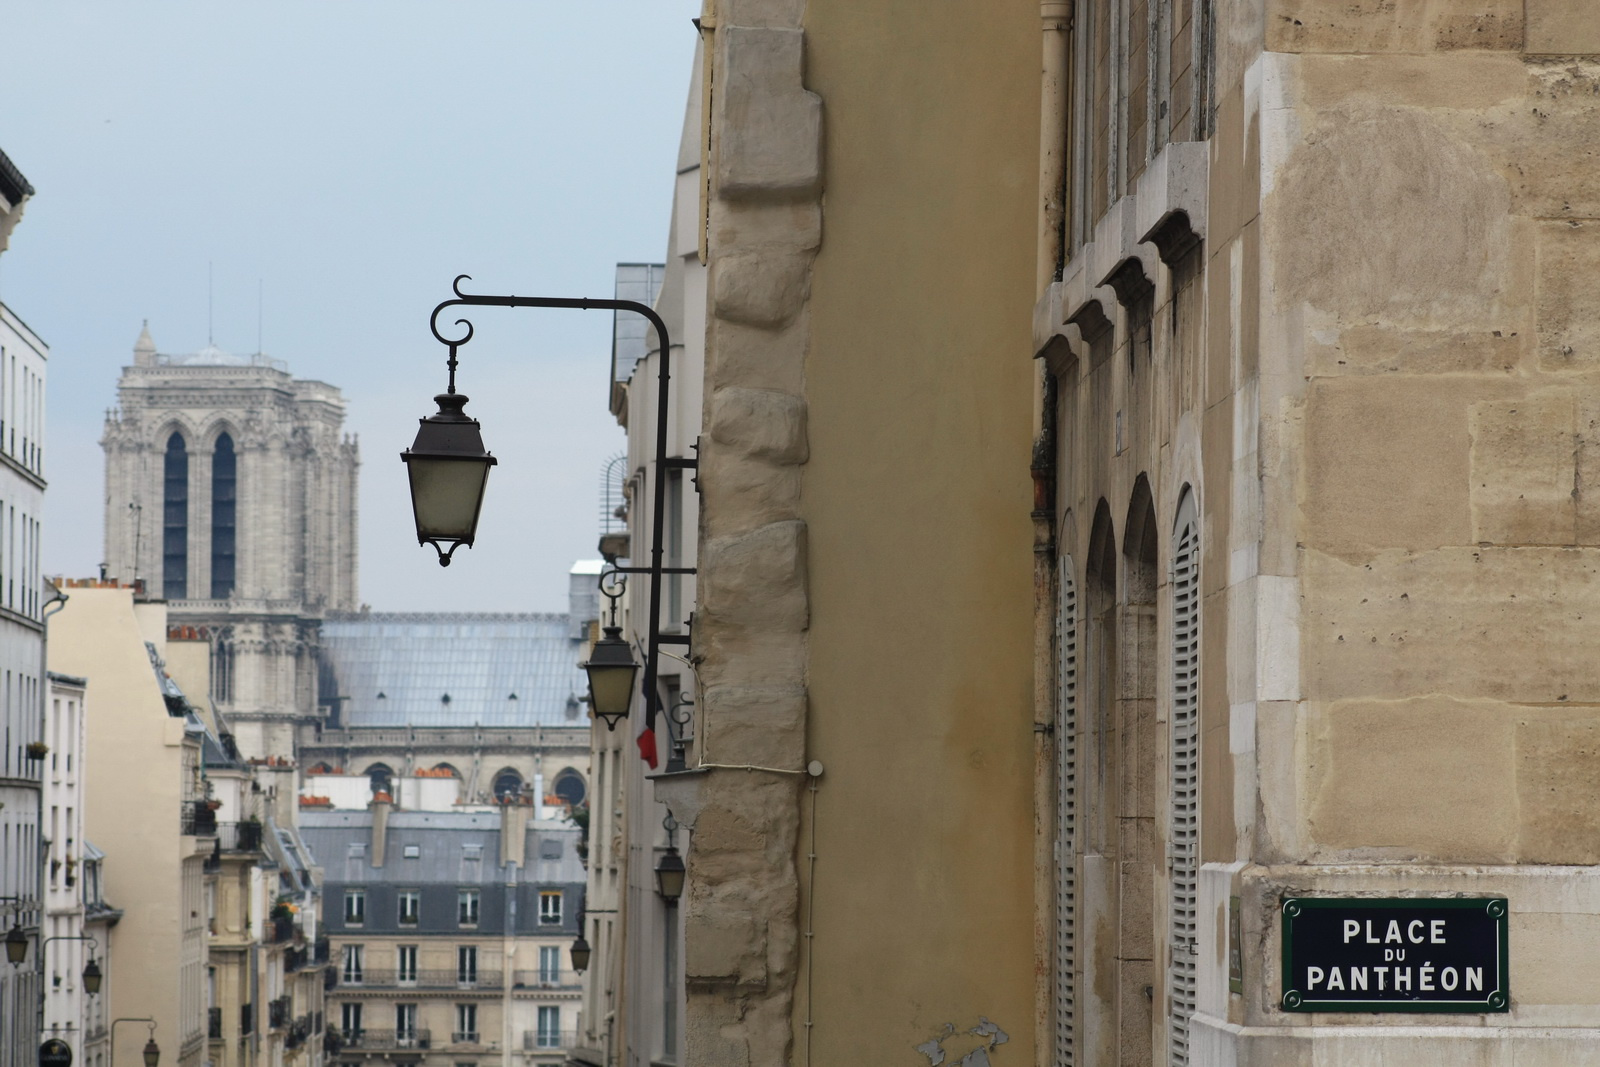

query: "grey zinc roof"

left=319, top=613, right=586, bottom=728
left=297, top=811, right=584, bottom=885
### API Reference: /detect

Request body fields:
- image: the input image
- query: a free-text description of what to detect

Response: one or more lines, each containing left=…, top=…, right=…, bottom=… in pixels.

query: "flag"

left=637, top=725, right=658, bottom=769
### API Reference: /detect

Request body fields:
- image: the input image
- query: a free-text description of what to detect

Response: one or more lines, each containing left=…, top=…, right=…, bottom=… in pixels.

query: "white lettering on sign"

left=1366, top=920, right=1379, bottom=944
left=1328, top=969, right=1345, bottom=991
left=1394, top=967, right=1412, bottom=991
left=1408, top=920, right=1425, bottom=944
left=1350, top=967, right=1368, bottom=991
left=1467, top=968, right=1483, bottom=992
left=1374, top=966, right=1388, bottom=990
left=1386, top=920, right=1403, bottom=944
left=1307, top=966, right=1325, bottom=989
left=1441, top=967, right=1458, bottom=991
left=1344, top=920, right=1361, bottom=943
left=1431, top=920, right=1446, bottom=944
left=1420, top=963, right=1436, bottom=991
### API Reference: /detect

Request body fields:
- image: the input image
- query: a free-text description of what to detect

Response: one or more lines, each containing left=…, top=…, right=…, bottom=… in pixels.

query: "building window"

left=344, top=889, right=365, bottom=926
left=538, top=945, right=560, bottom=985
left=341, top=945, right=364, bottom=985
left=395, top=1004, right=418, bottom=1044
left=457, top=889, right=479, bottom=927
left=340, top=1002, right=362, bottom=1037
left=210, top=432, right=236, bottom=598
left=1169, top=491, right=1201, bottom=1066
left=211, top=637, right=234, bottom=704
left=457, top=945, right=477, bottom=986
left=397, top=944, right=418, bottom=984
left=398, top=889, right=420, bottom=926
left=163, top=432, right=188, bottom=600
left=453, top=1004, right=477, bottom=1044
left=538, top=891, right=561, bottom=926
left=535, top=1006, right=559, bottom=1048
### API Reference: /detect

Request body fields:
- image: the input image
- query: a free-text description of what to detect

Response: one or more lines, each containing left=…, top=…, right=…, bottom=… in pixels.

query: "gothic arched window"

left=163, top=432, right=188, bottom=600
left=211, top=433, right=237, bottom=598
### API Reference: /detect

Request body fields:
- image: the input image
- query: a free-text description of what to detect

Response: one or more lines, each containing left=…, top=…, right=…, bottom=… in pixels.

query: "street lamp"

left=404, top=276, right=697, bottom=736
left=83, top=956, right=103, bottom=994
left=110, top=1018, right=158, bottom=1067
left=655, top=814, right=685, bottom=904
left=569, top=933, right=592, bottom=974
left=400, top=386, right=497, bottom=567
left=4, top=922, right=26, bottom=964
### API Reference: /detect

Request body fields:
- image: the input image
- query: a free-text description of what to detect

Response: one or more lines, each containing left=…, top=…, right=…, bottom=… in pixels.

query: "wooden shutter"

left=1055, top=563, right=1078, bottom=1067
left=1169, top=506, right=1200, bottom=1065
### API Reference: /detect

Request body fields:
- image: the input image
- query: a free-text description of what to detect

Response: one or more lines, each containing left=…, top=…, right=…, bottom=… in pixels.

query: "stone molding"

left=667, top=3, right=820, bottom=1063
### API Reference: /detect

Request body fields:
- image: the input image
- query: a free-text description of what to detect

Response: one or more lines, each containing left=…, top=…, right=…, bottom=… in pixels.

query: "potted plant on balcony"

left=24, top=741, right=47, bottom=760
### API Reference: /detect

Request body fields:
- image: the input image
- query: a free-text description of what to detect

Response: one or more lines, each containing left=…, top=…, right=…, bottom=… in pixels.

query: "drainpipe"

left=1035, top=7, right=1072, bottom=1063
left=37, top=581, right=70, bottom=1035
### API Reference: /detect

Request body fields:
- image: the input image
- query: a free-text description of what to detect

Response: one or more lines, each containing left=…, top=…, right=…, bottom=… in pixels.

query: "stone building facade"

left=638, top=1, right=1600, bottom=1065
left=101, top=331, right=359, bottom=761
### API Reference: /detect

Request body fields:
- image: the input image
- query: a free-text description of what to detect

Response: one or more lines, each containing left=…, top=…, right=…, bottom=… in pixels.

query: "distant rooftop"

left=153, top=343, right=287, bottom=371
left=611, top=262, right=665, bottom=387
left=319, top=613, right=587, bottom=729
left=299, top=810, right=584, bottom=885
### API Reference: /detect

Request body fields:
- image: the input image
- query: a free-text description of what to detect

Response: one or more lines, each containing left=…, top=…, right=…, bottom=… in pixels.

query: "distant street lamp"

left=570, top=934, right=592, bottom=974
left=402, top=276, right=696, bottom=736
left=110, top=1018, right=159, bottom=1067
left=4, top=921, right=26, bottom=964
left=655, top=814, right=686, bottom=904
left=40, top=934, right=102, bottom=993
left=83, top=956, right=103, bottom=994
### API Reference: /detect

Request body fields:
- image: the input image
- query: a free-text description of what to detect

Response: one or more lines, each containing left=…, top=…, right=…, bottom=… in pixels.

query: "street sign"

left=1281, top=897, right=1509, bottom=1013
left=39, top=1038, right=72, bottom=1067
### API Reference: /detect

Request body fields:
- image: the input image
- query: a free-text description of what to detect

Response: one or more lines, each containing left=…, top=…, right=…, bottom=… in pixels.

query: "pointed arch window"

left=1169, top=491, right=1201, bottom=1066
left=163, top=432, right=188, bottom=600
left=211, top=433, right=237, bottom=598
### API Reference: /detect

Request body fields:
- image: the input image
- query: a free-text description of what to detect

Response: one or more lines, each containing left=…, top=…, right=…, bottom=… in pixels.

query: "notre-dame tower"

left=101, top=324, right=359, bottom=760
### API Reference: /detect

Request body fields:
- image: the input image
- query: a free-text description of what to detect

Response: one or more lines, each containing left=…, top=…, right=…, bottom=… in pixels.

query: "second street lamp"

left=582, top=624, right=640, bottom=731
left=4, top=921, right=25, bottom=964
left=400, top=386, right=497, bottom=566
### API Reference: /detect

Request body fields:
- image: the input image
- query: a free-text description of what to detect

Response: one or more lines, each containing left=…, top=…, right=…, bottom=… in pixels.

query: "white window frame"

left=458, top=888, right=480, bottom=926
left=397, top=944, right=418, bottom=984
left=344, top=888, right=365, bottom=926
left=398, top=889, right=421, bottom=926
left=538, top=891, right=561, bottom=926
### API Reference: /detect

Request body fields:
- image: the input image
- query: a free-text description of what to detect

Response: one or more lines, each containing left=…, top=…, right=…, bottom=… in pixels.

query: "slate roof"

left=298, top=810, right=584, bottom=885
left=318, top=613, right=586, bottom=729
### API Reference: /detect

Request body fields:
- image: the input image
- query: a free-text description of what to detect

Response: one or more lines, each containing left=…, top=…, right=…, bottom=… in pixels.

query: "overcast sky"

left=0, top=1, right=697, bottom=613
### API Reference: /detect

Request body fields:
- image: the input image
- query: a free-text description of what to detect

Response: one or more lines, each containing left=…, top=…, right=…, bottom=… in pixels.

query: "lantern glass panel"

left=406, top=456, right=492, bottom=543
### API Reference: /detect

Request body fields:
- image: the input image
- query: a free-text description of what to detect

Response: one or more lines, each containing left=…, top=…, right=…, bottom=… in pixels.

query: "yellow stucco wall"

left=798, top=1, right=1041, bottom=1059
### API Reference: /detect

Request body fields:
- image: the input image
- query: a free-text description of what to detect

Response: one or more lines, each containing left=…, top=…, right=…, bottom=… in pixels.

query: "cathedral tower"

left=102, top=326, right=359, bottom=759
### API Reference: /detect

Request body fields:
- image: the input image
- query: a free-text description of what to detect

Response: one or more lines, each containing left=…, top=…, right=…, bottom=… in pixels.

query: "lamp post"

left=1, top=895, right=31, bottom=965
left=403, top=276, right=696, bottom=739
left=109, top=1019, right=158, bottom=1067
left=39, top=934, right=102, bottom=993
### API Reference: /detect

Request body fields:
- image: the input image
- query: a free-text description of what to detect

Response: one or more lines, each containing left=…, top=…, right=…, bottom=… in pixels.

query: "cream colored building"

left=41, top=672, right=96, bottom=1048
left=50, top=582, right=214, bottom=1067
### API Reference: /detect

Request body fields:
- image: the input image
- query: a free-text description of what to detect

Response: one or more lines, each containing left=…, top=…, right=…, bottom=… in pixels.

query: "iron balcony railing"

left=207, top=1008, right=223, bottom=1040
left=511, top=969, right=583, bottom=990
left=522, top=1030, right=577, bottom=1051
left=338, top=1029, right=432, bottom=1051
left=216, top=821, right=264, bottom=852
left=450, top=1032, right=480, bottom=1045
left=181, top=800, right=219, bottom=837
left=331, top=969, right=503, bottom=990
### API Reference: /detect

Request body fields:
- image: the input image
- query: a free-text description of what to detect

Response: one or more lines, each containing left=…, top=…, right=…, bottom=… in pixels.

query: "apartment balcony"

left=338, top=1029, right=431, bottom=1051
left=207, top=1007, right=223, bottom=1041
left=182, top=800, right=219, bottom=837
left=285, top=946, right=308, bottom=972
left=511, top=970, right=583, bottom=991
left=269, top=917, right=296, bottom=944
left=331, top=969, right=503, bottom=991
left=216, top=820, right=264, bottom=852
left=268, top=996, right=291, bottom=1030
left=450, top=1032, right=480, bottom=1045
left=522, top=1031, right=576, bottom=1051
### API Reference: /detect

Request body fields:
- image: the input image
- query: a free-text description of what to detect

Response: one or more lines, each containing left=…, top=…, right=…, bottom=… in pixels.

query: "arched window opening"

left=431, top=763, right=461, bottom=778
left=211, top=433, right=237, bottom=599
left=1055, top=556, right=1079, bottom=1067
left=1122, top=479, right=1160, bottom=1066
left=492, top=769, right=524, bottom=802
left=552, top=769, right=586, bottom=809
left=163, top=432, right=188, bottom=599
left=212, top=635, right=234, bottom=705
left=1169, top=490, right=1201, bottom=1066
left=367, top=764, right=394, bottom=797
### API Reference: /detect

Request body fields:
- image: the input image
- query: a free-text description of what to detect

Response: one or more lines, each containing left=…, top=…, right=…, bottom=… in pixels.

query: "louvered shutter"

left=1055, top=564, right=1078, bottom=1067
left=1168, top=510, right=1200, bottom=1065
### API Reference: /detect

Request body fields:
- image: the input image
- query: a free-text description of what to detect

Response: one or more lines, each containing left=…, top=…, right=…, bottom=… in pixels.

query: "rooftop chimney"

left=370, top=792, right=392, bottom=868
left=500, top=797, right=529, bottom=870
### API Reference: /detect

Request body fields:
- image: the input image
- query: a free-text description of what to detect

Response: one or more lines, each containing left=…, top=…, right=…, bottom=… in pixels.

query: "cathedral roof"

left=319, top=612, right=586, bottom=729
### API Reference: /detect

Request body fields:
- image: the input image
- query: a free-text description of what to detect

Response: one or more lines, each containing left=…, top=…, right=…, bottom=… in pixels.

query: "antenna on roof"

left=257, top=279, right=264, bottom=355
left=208, top=261, right=214, bottom=345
